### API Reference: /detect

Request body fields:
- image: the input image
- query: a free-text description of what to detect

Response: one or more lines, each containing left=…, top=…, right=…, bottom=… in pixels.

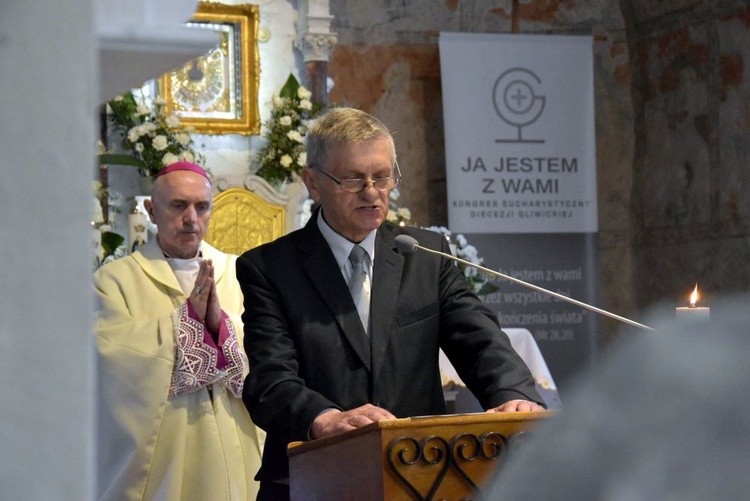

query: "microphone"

left=394, top=234, right=653, bottom=331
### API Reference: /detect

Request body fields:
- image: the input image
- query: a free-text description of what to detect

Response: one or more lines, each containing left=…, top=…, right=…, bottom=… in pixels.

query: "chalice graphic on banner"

left=493, top=67, right=546, bottom=143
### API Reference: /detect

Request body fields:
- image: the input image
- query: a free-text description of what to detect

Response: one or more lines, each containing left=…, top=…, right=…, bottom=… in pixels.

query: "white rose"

left=134, top=143, right=145, bottom=153
left=299, top=99, right=313, bottom=111
left=297, top=86, right=312, bottom=100
left=177, top=133, right=191, bottom=146
left=280, top=155, right=293, bottom=168
left=141, top=122, right=157, bottom=134
left=127, top=127, right=141, bottom=142
left=165, top=115, right=181, bottom=128
left=467, top=244, right=479, bottom=257
left=386, top=211, right=397, bottom=222
left=112, top=245, right=128, bottom=259
left=272, top=94, right=285, bottom=109
left=297, top=152, right=307, bottom=166
left=397, top=208, right=411, bottom=220
left=162, top=153, right=178, bottom=166
left=279, top=115, right=292, bottom=126
left=152, top=135, right=168, bottom=151
left=153, top=97, right=167, bottom=106
left=137, top=104, right=151, bottom=116
left=181, top=151, right=195, bottom=162
left=287, top=130, right=304, bottom=143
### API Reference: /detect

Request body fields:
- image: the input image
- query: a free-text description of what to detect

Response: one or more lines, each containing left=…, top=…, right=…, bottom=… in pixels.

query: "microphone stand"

left=411, top=243, right=654, bottom=331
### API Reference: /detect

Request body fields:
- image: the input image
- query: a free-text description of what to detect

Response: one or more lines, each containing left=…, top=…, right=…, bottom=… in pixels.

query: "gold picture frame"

left=159, top=2, right=260, bottom=135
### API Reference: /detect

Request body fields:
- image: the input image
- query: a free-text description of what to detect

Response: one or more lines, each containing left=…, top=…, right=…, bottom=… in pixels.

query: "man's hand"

left=485, top=399, right=545, bottom=413
left=190, top=260, right=222, bottom=335
left=310, top=404, right=397, bottom=439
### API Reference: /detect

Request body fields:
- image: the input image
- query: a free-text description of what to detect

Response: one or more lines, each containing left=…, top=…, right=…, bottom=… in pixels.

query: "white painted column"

left=0, top=1, right=96, bottom=499
left=295, top=0, right=338, bottom=104
left=295, top=0, right=338, bottom=63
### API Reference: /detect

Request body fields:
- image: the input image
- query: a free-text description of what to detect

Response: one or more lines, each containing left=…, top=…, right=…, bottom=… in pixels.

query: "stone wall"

left=328, top=0, right=637, bottom=338
left=327, top=0, right=750, bottom=337
left=627, top=1, right=750, bottom=314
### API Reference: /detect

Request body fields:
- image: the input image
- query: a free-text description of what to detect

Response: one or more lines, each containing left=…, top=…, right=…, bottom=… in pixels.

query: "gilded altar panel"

left=205, top=187, right=286, bottom=255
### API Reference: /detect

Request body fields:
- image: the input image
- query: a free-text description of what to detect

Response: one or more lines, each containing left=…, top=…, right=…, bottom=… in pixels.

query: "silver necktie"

left=348, top=245, right=371, bottom=335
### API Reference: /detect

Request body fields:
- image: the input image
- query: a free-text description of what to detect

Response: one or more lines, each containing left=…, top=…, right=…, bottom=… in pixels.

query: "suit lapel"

left=299, top=220, right=372, bottom=371
left=370, top=225, right=405, bottom=379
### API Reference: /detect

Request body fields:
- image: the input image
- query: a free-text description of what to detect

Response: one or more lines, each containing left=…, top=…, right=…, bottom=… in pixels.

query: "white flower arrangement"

left=423, top=226, right=499, bottom=296
left=255, top=74, right=321, bottom=186
left=386, top=188, right=413, bottom=225
left=101, top=242, right=129, bottom=266
left=99, top=90, right=204, bottom=178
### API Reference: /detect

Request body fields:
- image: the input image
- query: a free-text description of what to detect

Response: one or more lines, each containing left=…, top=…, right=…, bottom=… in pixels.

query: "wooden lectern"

left=288, top=411, right=554, bottom=500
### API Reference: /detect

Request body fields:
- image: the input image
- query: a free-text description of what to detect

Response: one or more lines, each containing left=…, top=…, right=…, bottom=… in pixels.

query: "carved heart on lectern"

left=386, top=435, right=451, bottom=500
left=449, top=432, right=509, bottom=493
left=386, top=431, right=525, bottom=500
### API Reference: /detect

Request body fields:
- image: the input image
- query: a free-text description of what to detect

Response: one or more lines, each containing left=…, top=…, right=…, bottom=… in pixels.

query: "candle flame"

left=689, top=284, right=699, bottom=307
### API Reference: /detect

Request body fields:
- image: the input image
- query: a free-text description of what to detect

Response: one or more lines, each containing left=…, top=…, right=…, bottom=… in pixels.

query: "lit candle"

left=676, top=284, right=710, bottom=322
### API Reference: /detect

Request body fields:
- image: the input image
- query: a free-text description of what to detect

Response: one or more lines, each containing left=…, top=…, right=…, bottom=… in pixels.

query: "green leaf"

left=101, top=231, right=125, bottom=258
left=279, top=74, right=300, bottom=99
left=98, top=153, right=146, bottom=169
left=477, top=282, right=500, bottom=296
left=107, top=92, right=141, bottom=127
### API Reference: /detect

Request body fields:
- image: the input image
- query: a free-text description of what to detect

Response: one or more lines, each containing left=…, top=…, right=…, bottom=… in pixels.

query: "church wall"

left=327, top=0, right=638, bottom=339
left=323, top=0, right=750, bottom=336
left=628, top=1, right=750, bottom=311
left=102, top=0, right=750, bottom=337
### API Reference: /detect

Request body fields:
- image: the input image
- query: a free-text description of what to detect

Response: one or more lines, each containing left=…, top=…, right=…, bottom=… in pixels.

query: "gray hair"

left=305, top=107, right=397, bottom=169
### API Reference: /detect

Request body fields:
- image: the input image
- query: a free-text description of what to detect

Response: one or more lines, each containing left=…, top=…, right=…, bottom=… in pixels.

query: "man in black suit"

left=236, top=107, right=544, bottom=500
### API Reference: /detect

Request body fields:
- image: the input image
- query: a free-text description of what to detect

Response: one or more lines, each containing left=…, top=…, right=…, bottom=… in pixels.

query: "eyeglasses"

left=313, top=163, right=402, bottom=193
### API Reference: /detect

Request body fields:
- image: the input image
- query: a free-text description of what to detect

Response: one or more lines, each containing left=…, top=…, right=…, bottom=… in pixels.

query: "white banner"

left=440, top=33, right=597, bottom=233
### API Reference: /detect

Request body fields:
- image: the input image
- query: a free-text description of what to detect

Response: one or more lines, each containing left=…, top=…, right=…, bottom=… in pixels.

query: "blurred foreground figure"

left=486, top=295, right=750, bottom=500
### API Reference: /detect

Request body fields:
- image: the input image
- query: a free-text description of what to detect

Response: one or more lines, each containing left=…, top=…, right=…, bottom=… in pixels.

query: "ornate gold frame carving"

left=158, top=2, right=260, bottom=135
left=205, top=188, right=286, bottom=255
